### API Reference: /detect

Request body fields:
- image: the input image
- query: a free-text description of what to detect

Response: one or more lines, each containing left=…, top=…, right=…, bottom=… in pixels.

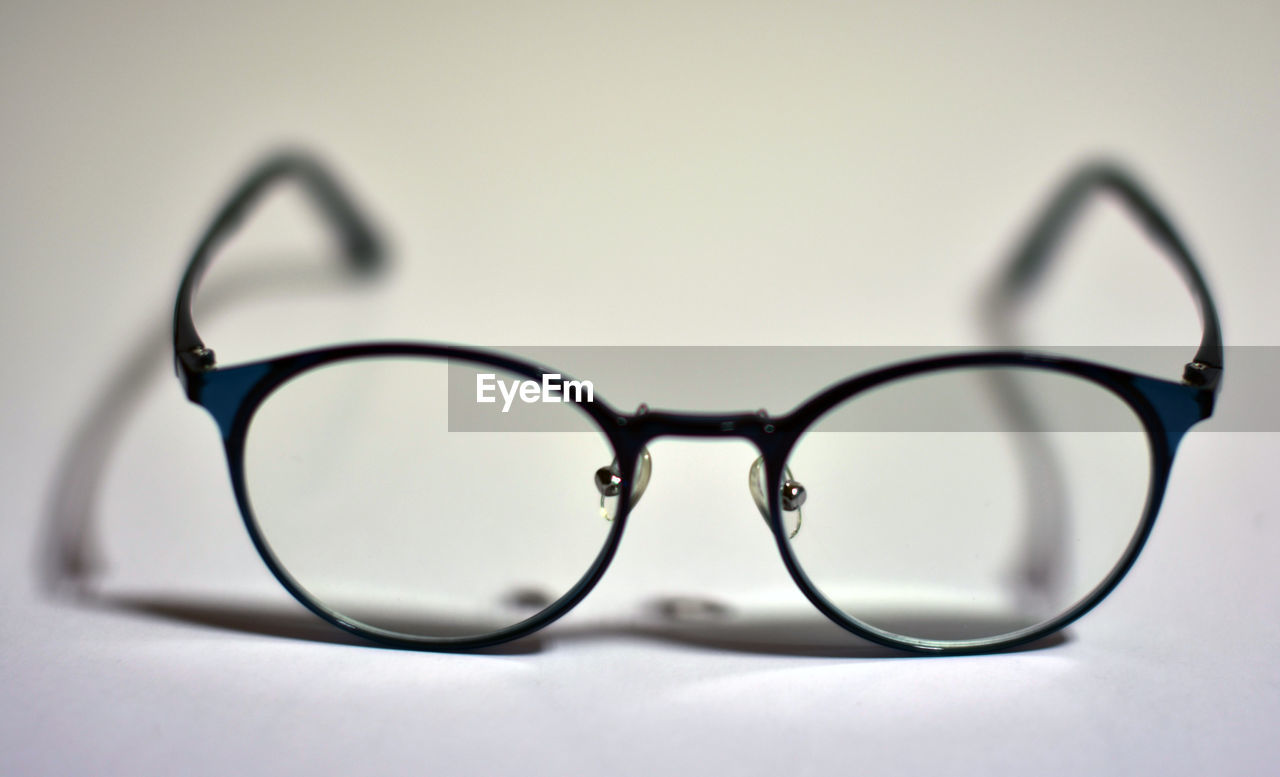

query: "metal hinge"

left=1181, top=361, right=1222, bottom=389
left=175, top=347, right=216, bottom=400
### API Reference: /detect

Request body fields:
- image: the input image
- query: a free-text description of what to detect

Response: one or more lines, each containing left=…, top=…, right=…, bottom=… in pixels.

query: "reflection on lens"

left=782, top=365, right=1152, bottom=648
left=243, top=356, right=615, bottom=641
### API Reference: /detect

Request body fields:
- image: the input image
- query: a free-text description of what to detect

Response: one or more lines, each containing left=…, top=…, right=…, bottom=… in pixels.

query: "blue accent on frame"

left=1130, top=375, right=1209, bottom=454
left=196, top=363, right=272, bottom=440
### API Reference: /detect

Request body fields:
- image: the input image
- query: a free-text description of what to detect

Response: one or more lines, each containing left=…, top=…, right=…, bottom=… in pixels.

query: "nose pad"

left=595, top=448, right=652, bottom=521
left=749, top=456, right=805, bottom=539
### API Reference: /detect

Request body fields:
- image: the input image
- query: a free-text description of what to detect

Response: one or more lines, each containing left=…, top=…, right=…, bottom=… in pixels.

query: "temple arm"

left=172, top=151, right=384, bottom=377
left=990, top=161, right=1223, bottom=386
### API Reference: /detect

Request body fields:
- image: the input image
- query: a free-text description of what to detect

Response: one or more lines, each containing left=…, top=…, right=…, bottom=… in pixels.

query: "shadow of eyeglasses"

left=92, top=591, right=1067, bottom=658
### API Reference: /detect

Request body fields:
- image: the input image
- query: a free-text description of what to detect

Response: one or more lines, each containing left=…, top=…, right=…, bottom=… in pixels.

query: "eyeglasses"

left=172, top=152, right=1222, bottom=654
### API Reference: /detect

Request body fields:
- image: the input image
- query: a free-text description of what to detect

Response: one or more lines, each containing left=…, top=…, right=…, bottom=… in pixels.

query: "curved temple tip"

left=344, top=225, right=385, bottom=274
left=262, top=147, right=390, bottom=276
left=172, top=148, right=392, bottom=367
left=988, top=157, right=1223, bottom=373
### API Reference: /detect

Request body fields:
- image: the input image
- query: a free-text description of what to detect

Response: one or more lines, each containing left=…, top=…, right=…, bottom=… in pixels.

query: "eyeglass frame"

left=172, top=151, right=1223, bottom=655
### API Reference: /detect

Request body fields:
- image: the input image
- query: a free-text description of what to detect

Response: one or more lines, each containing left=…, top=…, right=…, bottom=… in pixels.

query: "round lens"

left=781, top=364, right=1153, bottom=649
left=241, top=355, right=617, bottom=642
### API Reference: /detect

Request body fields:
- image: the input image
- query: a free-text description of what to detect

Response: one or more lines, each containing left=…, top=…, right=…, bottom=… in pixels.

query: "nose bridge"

left=626, top=408, right=773, bottom=445
left=599, top=410, right=806, bottom=539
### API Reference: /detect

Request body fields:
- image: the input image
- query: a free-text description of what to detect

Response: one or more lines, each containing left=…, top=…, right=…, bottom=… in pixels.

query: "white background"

left=2, top=2, right=1277, bottom=775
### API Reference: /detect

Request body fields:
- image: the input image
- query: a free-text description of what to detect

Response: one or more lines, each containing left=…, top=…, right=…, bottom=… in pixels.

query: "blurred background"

left=2, top=2, right=1277, bottom=775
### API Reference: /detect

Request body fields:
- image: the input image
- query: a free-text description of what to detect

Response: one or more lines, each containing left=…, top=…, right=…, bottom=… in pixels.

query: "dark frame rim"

left=761, top=352, right=1181, bottom=655
left=189, top=343, right=1209, bottom=654
left=219, top=344, right=633, bottom=652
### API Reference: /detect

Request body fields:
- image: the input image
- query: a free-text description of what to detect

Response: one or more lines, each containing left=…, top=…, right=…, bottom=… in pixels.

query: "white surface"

left=2, top=2, right=1278, bottom=775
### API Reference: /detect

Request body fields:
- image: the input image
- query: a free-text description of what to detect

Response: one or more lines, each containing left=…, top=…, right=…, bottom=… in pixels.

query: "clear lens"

left=242, top=356, right=616, bottom=641
left=782, top=365, right=1153, bottom=648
